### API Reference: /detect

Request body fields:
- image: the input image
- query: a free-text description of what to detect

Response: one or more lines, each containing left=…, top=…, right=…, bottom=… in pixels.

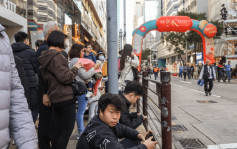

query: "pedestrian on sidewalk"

left=84, top=43, right=97, bottom=63
left=0, top=24, right=38, bottom=149
left=179, top=64, right=183, bottom=78
left=11, top=31, right=39, bottom=124
left=199, top=59, right=216, bottom=96
left=118, top=44, right=139, bottom=90
left=153, top=65, right=159, bottom=80
left=187, top=63, right=191, bottom=80
left=147, top=65, right=152, bottom=78
left=225, top=61, right=232, bottom=82
left=193, top=64, right=199, bottom=79
left=39, top=31, right=82, bottom=149
left=233, top=64, right=237, bottom=78
left=35, top=21, right=60, bottom=149
left=68, top=43, right=101, bottom=140
left=183, top=63, right=188, bottom=81
left=76, top=93, right=158, bottom=149
left=191, top=63, right=194, bottom=79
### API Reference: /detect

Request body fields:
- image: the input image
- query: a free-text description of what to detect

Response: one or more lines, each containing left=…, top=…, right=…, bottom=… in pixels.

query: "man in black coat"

left=119, top=82, right=146, bottom=129
left=12, top=31, right=38, bottom=123
left=119, top=82, right=147, bottom=147
left=14, top=55, right=31, bottom=108
left=77, top=93, right=157, bottom=149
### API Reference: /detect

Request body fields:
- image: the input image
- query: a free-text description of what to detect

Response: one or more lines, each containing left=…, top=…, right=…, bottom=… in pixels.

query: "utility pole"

left=107, top=0, right=118, bottom=94
left=186, top=41, right=188, bottom=63
left=123, top=0, right=126, bottom=44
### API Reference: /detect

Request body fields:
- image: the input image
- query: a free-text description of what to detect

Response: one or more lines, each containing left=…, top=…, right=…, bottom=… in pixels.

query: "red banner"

left=156, top=16, right=193, bottom=32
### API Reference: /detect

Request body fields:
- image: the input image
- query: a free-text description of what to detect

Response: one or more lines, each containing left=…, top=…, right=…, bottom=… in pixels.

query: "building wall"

left=208, top=0, right=232, bottom=21
left=0, top=3, right=27, bottom=44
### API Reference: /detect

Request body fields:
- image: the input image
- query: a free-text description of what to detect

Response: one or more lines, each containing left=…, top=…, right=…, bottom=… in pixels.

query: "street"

left=148, top=75, right=237, bottom=149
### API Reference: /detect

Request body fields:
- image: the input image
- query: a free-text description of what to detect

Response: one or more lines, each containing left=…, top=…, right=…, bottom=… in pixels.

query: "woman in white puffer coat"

left=118, top=44, right=139, bottom=90
left=0, top=24, right=37, bottom=149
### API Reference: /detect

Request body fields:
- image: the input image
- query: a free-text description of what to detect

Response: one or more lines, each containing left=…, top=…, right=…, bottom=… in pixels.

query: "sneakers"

left=209, top=91, right=211, bottom=95
left=205, top=92, right=208, bottom=96
left=76, top=133, right=83, bottom=140
left=86, top=91, right=93, bottom=98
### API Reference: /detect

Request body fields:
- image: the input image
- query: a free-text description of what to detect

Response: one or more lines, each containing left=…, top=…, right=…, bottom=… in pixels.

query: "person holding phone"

left=77, top=93, right=158, bottom=149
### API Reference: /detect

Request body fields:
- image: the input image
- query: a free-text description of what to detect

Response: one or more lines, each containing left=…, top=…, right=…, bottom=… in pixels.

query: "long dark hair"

left=68, top=43, right=84, bottom=59
left=120, top=44, right=133, bottom=71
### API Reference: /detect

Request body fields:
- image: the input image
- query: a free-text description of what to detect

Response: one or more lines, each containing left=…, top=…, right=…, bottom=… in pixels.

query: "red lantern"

left=204, top=24, right=217, bottom=38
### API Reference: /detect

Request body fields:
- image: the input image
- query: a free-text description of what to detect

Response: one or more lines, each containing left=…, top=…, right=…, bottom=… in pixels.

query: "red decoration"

left=140, top=26, right=147, bottom=32
left=156, top=16, right=193, bottom=32
left=204, top=24, right=217, bottom=38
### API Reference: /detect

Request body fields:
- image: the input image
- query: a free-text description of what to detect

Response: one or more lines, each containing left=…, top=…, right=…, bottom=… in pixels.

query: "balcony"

left=0, top=0, right=27, bottom=18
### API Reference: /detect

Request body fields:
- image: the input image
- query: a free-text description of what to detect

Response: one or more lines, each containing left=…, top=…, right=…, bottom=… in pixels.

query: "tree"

left=142, top=48, right=151, bottom=60
left=164, top=32, right=187, bottom=62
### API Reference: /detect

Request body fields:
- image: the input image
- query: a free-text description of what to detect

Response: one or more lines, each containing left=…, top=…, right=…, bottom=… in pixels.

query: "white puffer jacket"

left=118, top=55, right=139, bottom=87
left=0, top=25, right=37, bottom=149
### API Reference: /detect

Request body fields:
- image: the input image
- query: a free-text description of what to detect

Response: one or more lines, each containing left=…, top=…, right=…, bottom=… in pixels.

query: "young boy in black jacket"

left=77, top=93, right=157, bottom=149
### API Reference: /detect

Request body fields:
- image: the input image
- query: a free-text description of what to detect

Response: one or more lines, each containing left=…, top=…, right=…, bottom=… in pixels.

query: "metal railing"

left=138, top=71, right=172, bottom=149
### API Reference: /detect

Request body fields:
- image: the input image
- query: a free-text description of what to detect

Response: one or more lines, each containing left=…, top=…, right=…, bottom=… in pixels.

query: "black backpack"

left=132, top=67, right=138, bottom=81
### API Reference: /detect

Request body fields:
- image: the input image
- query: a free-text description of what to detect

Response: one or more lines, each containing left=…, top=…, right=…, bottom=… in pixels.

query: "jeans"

left=226, top=71, right=231, bottom=82
left=154, top=72, right=158, bottom=80
left=183, top=72, right=187, bottom=80
left=51, top=99, right=76, bottom=149
left=30, top=87, right=38, bottom=123
left=179, top=71, right=182, bottom=78
left=188, top=72, right=191, bottom=79
left=76, top=93, right=88, bottom=134
left=204, top=79, right=213, bottom=93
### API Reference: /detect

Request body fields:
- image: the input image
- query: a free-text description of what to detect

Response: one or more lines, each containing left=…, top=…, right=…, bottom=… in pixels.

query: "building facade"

left=209, top=0, right=237, bottom=65
left=0, top=0, right=28, bottom=43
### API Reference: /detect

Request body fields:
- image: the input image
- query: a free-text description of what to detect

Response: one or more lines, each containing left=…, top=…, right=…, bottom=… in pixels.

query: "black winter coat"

left=77, top=115, right=147, bottom=149
left=12, top=42, right=38, bottom=88
left=35, top=41, right=49, bottom=102
left=14, top=55, right=31, bottom=108
left=119, top=93, right=144, bottom=129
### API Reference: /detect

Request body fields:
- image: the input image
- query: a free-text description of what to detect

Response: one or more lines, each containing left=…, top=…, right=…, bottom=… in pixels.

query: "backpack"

left=132, top=67, right=138, bottom=81
left=102, top=61, right=108, bottom=77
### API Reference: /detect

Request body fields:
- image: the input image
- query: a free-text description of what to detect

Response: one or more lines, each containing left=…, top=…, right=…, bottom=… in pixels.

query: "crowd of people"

left=0, top=21, right=158, bottom=149
left=179, top=61, right=237, bottom=83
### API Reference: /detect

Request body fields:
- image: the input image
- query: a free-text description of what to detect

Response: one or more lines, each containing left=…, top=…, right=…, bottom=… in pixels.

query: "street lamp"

left=119, top=29, right=123, bottom=51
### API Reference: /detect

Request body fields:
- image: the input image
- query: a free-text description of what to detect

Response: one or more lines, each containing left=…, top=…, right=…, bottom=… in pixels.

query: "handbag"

left=71, top=80, right=87, bottom=96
